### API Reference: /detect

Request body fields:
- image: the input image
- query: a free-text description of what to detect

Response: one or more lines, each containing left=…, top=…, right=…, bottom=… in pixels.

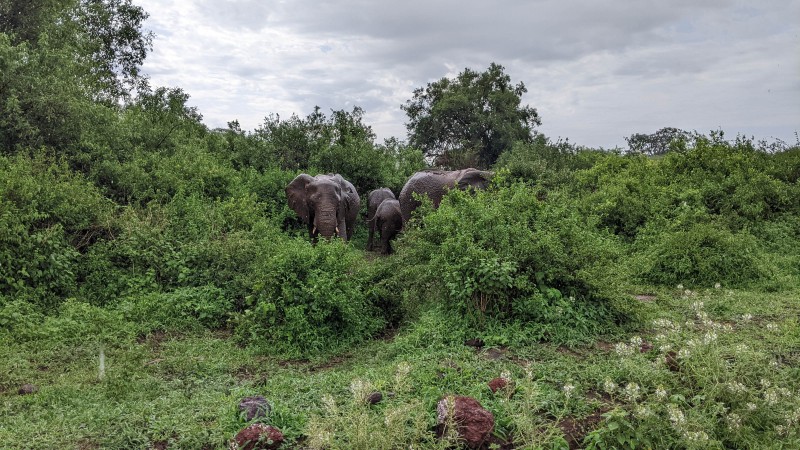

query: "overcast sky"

left=137, top=0, right=799, bottom=149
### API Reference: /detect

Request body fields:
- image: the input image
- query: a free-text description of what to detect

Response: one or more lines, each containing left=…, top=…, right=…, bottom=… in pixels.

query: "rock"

left=18, top=384, right=38, bottom=395
left=238, top=396, right=271, bottom=421
left=232, top=424, right=284, bottom=450
left=464, top=338, right=485, bottom=348
left=436, top=396, right=495, bottom=449
left=488, top=377, right=508, bottom=394
left=367, top=391, right=383, bottom=405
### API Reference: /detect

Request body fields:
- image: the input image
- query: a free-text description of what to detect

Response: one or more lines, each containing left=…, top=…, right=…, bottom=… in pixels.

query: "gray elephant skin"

left=286, top=173, right=361, bottom=241
left=366, top=188, right=396, bottom=251
left=398, top=169, right=493, bottom=223
left=373, top=198, right=402, bottom=255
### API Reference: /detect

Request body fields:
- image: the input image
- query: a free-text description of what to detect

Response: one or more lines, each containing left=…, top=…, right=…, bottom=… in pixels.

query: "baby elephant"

left=366, top=188, right=396, bottom=251
left=373, top=198, right=403, bottom=255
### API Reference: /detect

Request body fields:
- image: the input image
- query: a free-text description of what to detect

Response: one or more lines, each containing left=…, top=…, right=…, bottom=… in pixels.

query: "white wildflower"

left=702, top=331, right=718, bottom=345
left=765, top=323, right=779, bottom=332
left=623, top=382, right=641, bottom=402
left=321, top=394, right=338, bottom=415
left=629, top=336, right=643, bottom=347
left=735, top=344, right=749, bottom=353
left=349, top=378, right=373, bottom=403
left=684, top=289, right=694, bottom=297
left=726, top=381, right=747, bottom=394
left=760, top=378, right=772, bottom=389
left=603, top=378, right=617, bottom=394
left=775, top=425, right=787, bottom=436
left=614, top=342, right=635, bottom=357
left=500, top=370, right=512, bottom=382
left=714, top=283, right=722, bottom=289
left=667, top=404, right=686, bottom=429
left=677, top=284, right=684, bottom=290
left=562, top=383, right=575, bottom=398
left=654, top=385, right=668, bottom=400
left=740, top=313, right=753, bottom=323
left=685, top=431, right=709, bottom=442
left=727, top=413, right=742, bottom=430
left=746, top=402, right=758, bottom=411
left=678, top=348, right=691, bottom=359
left=634, top=405, right=653, bottom=419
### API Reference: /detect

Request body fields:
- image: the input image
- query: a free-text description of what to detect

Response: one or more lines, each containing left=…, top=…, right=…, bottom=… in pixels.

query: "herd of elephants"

left=285, top=168, right=494, bottom=254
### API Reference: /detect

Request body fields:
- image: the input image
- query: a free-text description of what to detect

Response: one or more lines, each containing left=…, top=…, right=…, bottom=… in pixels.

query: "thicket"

left=2, top=0, right=799, bottom=358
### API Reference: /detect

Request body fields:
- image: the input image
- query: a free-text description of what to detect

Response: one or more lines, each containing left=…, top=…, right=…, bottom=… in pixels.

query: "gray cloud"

left=138, top=0, right=800, bottom=148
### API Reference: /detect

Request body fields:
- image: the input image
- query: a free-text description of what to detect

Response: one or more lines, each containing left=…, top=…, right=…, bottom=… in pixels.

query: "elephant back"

left=399, top=169, right=492, bottom=223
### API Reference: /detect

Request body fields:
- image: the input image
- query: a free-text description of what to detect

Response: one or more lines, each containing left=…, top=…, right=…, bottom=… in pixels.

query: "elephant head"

left=398, top=168, right=493, bottom=223
left=286, top=173, right=361, bottom=241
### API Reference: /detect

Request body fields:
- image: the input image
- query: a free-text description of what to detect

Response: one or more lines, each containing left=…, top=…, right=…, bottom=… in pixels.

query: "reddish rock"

left=488, top=377, right=508, bottom=393
left=233, top=424, right=284, bottom=450
left=436, top=396, right=495, bottom=449
left=367, top=391, right=383, bottom=405
left=18, top=384, right=38, bottom=395
left=238, top=396, right=271, bottom=421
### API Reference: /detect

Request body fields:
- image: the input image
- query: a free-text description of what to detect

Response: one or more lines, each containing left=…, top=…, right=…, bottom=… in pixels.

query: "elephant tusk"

left=335, top=226, right=340, bottom=235
left=312, top=226, right=317, bottom=234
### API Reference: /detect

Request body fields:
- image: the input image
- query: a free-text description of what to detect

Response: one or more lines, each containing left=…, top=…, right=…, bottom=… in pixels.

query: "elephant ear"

left=286, top=174, right=315, bottom=223
left=457, top=169, right=493, bottom=191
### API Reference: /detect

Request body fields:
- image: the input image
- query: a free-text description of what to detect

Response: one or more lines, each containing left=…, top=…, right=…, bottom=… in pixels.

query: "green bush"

left=0, top=154, right=113, bottom=308
left=395, top=182, right=631, bottom=343
left=232, top=237, right=387, bottom=357
left=632, top=218, right=769, bottom=287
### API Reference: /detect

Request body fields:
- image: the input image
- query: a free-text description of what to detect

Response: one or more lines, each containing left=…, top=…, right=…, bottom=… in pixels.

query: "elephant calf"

left=374, top=199, right=402, bottom=255
left=366, top=188, right=396, bottom=251
left=286, top=173, right=360, bottom=242
left=398, top=168, right=493, bottom=223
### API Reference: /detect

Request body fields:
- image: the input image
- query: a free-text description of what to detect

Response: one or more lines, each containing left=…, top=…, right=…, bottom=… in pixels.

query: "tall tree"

left=0, top=0, right=152, bottom=152
left=402, top=63, right=541, bottom=169
left=625, top=127, right=692, bottom=156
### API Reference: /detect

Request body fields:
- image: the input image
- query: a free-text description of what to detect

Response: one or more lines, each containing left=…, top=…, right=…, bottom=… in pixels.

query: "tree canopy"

left=402, top=63, right=541, bottom=169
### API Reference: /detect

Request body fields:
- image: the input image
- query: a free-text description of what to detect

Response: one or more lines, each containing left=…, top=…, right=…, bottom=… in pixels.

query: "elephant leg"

left=367, top=219, right=375, bottom=251
left=380, top=223, right=393, bottom=255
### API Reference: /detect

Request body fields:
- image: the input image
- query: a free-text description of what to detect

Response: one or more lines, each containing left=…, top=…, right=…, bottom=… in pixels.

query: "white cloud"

left=138, top=0, right=800, bottom=148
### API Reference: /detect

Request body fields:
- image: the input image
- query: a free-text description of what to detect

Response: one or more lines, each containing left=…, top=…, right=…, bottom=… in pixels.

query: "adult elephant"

left=399, top=168, right=493, bottom=223
left=286, top=173, right=360, bottom=241
left=366, top=188, right=396, bottom=251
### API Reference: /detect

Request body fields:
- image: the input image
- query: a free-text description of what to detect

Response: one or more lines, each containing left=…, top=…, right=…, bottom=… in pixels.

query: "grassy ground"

left=2, top=286, right=799, bottom=449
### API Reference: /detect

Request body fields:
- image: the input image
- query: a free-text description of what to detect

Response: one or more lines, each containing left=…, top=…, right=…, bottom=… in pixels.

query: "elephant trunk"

left=314, top=208, right=339, bottom=238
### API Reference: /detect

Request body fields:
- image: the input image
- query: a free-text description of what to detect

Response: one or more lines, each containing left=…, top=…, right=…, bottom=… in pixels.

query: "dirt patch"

left=136, top=330, right=170, bottom=350
left=595, top=341, right=615, bottom=352
left=633, top=294, right=657, bottom=303
left=556, top=345, right=583, bottom=357
left=558, top=406, right=611, bottom=449
left=483, top=347, right=507, bottom=361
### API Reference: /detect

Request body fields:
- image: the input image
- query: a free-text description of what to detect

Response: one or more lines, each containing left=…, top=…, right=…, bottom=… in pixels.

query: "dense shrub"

left=632, top=218, right=769, bottom=287
left=395, top=182, right=631, bottom=343
left=0, top=154, right=113, bottom=308
left=232, top=237, right=387, bottom=357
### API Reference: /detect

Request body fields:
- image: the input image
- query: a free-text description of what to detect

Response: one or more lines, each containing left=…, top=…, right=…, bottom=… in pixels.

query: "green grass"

left=2, top=286, right=799, bottom=449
